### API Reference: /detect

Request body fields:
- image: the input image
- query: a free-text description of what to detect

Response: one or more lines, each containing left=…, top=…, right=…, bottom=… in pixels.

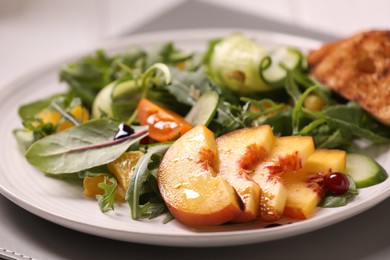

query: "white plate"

left=0, top=29, right=389, bottom=247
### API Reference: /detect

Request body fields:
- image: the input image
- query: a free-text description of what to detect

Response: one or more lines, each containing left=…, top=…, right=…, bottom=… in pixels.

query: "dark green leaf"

left=127, top=143, right=170, bottom=220
left=60, top=50, right=114, bottom=108
left=304, top=102, right=390, bottom=144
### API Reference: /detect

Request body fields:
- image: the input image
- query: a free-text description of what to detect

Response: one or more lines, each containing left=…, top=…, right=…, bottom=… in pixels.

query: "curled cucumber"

left=260, top=47, right=303, bottom=87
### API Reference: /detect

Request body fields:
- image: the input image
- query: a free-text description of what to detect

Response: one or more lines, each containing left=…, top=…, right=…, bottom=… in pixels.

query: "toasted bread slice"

left=308, top=30, right=390, bottom=126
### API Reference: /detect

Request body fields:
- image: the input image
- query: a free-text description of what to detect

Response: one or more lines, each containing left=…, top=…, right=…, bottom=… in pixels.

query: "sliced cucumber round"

left=260, top=47, right=303, bottom=87
left=205, top=33, right=270, bottom=93
left=345, top=153, right=388, bottom=188
left=185, top=90, right=219, bottom=126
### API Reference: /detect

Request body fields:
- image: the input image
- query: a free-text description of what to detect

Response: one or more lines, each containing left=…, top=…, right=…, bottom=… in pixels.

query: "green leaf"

left=319, top=175, right=359, bottom=207
left=127, top=143, right=170, bottom=220
left=167, top=67, right=213, bottom=106
left=110, top=78, right=143, bottom=120
left=96, top=176, right=117, bottom=212
left=25, top=119, right=148, bottom=174
left=284, top=70, right=302, bottom=103
left=60, top=50, right=114, bottom=108
left=202, top=37, right=221, bottom=66
left=146, top=42, right=192, bottom=68
left=13, top=129, right=36, bottom=151
left=304, top=102, right=390, bottom=144
left=18, top=93, right=65, bottom=121
left=291, top=85, right=318, bottom=134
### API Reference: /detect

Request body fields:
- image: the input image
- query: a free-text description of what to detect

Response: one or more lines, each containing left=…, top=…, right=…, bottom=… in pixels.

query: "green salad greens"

left=13, top=33, right=390, bottom=222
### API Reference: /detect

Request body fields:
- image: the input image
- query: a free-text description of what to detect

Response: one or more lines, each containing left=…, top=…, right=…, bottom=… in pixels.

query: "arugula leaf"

left=60, top=50, right=115, bottom=108
left=146, top=42, right=192, bottom=68
left=109, top=45, right=146, bottom=79
left=166, top=67, right=214, bottom=106
left=303, top=102, right=390, bottom=145
left=209, top=101, right=248, bottom=136
left=25, top=119, right=148, bottom=174
left=258, top=108, right=293, bottom=136
left=96, top=176, right=117, bottom=212
left=127, top=143, right=170, bottom=220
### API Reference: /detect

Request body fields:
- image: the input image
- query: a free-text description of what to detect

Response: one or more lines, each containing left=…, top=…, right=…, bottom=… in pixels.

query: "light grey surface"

left=128, top=0, right=336, bottom=42
left=1, top=1, right=389, bottom=259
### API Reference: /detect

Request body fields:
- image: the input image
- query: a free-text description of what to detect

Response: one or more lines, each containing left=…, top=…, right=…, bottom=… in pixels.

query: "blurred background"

left=1, top=0, right=389, bottom=88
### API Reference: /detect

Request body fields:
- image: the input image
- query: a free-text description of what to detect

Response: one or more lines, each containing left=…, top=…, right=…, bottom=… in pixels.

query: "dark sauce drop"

left=265, top=223, right=283, bottom=228
left=265, top=222, right=293, bottom=228
left=114, top=123, right=135, bottom=140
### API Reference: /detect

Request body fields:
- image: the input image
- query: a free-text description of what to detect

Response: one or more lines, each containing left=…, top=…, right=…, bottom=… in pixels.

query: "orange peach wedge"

left=253, top=136, right=315, bottom=221
left=283, top=149, right=346, bottom=219
left=217, top=125, right=275, bottom=222
left=158, top=125, right=241, bottom=226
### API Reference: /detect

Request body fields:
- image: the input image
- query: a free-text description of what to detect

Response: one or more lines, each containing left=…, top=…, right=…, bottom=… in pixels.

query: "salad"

left=13, top=33, right=389, bottom=226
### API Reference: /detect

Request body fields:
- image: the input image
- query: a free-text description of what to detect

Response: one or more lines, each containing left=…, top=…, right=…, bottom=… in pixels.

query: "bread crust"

left=308, top=30, right=390, bottom=126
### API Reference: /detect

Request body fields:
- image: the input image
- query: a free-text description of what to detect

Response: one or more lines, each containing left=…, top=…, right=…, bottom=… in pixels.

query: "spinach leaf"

left=15, top=95, right=87, bottom=150
left=25, top=119, right=148, bottom=174
left=18, top=93, right=66, bottom=121
left=127, top=143, right=170, bottom=220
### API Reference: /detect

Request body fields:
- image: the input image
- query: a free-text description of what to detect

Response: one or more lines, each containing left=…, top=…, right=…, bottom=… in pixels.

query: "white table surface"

left=1, top=1, right=390, bottom=259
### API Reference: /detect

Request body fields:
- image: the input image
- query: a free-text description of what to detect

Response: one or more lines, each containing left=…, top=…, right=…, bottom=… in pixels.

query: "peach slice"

left=217, top=125, right=275, bottom=222
left=283, top=149, right=346, bottom=219
left=252, top=136, right=315, bottom=221
left=158, top=125, right=241, bottom=226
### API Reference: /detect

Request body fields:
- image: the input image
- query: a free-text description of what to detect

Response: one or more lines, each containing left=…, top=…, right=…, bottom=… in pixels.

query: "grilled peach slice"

left=217, top=125, right=275, bottom=222
left=283, top=149, right=346, bottom=219
left=253, top=136, right=315, bottom=221
left=158, top=125, right=241, bottom=226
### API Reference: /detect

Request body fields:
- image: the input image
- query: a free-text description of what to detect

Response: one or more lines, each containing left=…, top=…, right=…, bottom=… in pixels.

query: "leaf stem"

left=67, top=129, right=148, bottom=153
left=51, top=100, right=80, bottom=126
left=141, top=63, right=172, bottom=99
left=126, top=63, right=172, bottom=125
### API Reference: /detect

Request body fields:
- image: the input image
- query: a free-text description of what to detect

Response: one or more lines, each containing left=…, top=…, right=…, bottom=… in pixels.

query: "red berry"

left=325, top=172, right=350, bottom=195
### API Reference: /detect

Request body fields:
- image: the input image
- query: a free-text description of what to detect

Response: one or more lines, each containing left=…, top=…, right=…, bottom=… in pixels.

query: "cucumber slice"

left=185, top=90, right=219, bottom=126
left=92, top=82, right=115, bottom=119
left=92, top=79, right=142, bottom=120
left=345, top=153, right=388, bottom=188
left=205, top=33, right=270, bottom=93
left=260, top=47, right=302, bottom=86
